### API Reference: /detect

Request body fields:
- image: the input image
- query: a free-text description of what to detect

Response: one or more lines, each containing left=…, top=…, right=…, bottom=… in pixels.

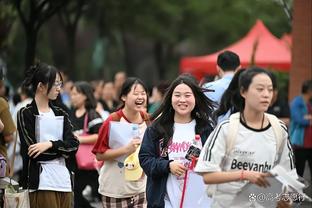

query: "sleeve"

left=0, top=99, right=16, bottom=136
left=88, top=111, right=103, bottom=134
left=17, top=107, right=35, bottom=147
left=139, top=126, right=171, bottom=179
left=195, top=122, right=227, bottom=173
left=92, top=116, right=113, bottom=154
left=277, top=127, right=297, bottom=176
left=290, top=98, right=309, bottom=126
left=49, top=110, right=80, bottom=158
left=17, top=107, right=58, bottom=161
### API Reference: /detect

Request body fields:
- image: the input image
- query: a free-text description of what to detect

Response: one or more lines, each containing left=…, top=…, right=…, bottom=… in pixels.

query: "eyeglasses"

left=53, top=81, right=63, bottom=88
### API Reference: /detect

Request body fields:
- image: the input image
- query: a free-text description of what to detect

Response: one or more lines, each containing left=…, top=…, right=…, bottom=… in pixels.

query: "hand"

left=244, top=171, right=271, bottom=188
left=28, top=141, right=53, bottom=158
left=169, top=161, right=187, bottom=177
left=124, top=138, right=141, bottom=155
left=277, top=197, right=292, bottom=208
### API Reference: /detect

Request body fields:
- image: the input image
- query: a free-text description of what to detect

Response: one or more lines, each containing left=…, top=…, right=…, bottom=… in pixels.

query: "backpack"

left=225, top=112, right=285, bottom=165
left=206, top=112, right=285, bottom=197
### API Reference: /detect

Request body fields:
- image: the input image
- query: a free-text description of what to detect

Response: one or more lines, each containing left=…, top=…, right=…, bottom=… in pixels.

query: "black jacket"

left=139, top=124, right=212, bottom=208
left=17, top=100, right=79, bottom=189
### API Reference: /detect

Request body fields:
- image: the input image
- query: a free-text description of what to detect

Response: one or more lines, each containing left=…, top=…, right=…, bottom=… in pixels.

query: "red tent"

left=180, top=20, right=291, bottom=80
left=280, top=33, right=292, bottom=49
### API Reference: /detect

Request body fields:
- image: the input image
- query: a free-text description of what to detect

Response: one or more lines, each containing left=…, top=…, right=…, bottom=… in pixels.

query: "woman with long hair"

left=70, top=81, right=103, bottom=208
left=139, top=74, right=215, bottom=208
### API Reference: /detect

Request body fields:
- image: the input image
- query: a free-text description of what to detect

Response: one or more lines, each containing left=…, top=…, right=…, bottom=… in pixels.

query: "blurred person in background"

left=289, top=79, right=312, bottom=182
left=267, top=73, right=290, bottom=126
left=113, top=71, right=127, bottom=103
left=61, top=80, right=74, bottom=109
left=7, top=86, right=33, bottom=182
left=203, top=51, right=240, bottom=106
left=0, top=66, right=16, bottom=176
left=70, top=81, right=103, bottom=208
left=99, top=81, right=118, bottom=113
left=148, top=81, right=170, bottom=114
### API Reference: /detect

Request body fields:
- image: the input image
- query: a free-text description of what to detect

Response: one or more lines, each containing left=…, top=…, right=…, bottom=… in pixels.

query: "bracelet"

left=240, top=170, right=245, bottom=180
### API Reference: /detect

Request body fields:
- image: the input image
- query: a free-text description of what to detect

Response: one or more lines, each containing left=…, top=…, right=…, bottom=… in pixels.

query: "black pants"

left=293, top=148, right=312, bottom=181
left=74, top=169, right=100, bottom=208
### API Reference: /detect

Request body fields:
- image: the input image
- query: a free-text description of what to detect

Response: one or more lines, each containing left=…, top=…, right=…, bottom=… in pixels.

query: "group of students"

left=12, top=58, right=310, bottom=208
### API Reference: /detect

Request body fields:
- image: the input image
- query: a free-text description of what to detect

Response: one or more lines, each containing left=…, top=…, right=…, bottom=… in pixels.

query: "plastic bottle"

left=185, top=134, right=202, bottom=161
left=193, top=134, right=202, bottom=149
left=132, top=125, right=139, bottom=138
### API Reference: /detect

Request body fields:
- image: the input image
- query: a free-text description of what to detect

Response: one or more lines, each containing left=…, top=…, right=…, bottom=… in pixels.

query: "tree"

left=12, top=0, right=68, bottom=74
left=57, top=0, right=88, bottom=78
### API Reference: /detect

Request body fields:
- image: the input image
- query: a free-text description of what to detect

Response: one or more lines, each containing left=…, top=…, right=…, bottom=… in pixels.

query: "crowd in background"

left=0, top=50, right=311, bottom=208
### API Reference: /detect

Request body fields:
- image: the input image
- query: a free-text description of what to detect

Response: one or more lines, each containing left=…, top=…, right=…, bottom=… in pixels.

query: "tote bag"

left=4, top=186, right=30, bottom=208
left=75, top=113, right=99, bottom=170
left=3, top=133, right=30, bottom=208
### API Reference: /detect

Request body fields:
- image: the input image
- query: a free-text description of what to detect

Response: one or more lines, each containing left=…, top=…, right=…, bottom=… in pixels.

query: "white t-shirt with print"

left=195, top=120, right=296, bottom=208
left=165, top=120, right=208, bottom=208
left=37, top=109, right=71, bottom=192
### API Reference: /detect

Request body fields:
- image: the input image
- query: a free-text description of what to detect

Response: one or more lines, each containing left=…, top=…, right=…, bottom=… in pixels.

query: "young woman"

left=195, top=67, right=296, bottom=208
left=139, top=74, right=215, bottom=208
left=92, top=77, right=149, bottom=207
left=70, top=81, right=103, bottom=208
left=17, top=63, right=79, bottom=208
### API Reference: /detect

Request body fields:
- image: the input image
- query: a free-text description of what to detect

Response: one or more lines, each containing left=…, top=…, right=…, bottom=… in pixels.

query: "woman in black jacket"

left=17, top=62, right=79, bottom=208
left=139, top=74, right=215, bottom=208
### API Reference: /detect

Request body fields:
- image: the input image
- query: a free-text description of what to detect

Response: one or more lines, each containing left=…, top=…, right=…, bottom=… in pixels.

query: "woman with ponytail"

left=17, top=62, right=79, bottom=208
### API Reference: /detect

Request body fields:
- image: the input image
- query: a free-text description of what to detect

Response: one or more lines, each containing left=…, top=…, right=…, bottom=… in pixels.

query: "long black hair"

left=23, top=62, right=62, bottom=95
left=214, top=68, right=246, bottom=118
left=151, top=74, right=216, bottom=148
left=72, top=81, right=97, bottom=110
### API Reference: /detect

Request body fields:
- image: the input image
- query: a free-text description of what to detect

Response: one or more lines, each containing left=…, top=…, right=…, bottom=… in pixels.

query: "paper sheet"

left=35, top=115, right=64, bottom=142
left=109, top=121, right=139, bottom=162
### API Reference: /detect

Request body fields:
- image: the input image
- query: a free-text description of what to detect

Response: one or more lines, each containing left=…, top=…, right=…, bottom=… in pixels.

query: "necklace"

left=241, top=113, right=265, bottom=129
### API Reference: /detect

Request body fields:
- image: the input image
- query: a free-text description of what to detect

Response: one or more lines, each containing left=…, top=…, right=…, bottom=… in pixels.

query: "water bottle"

left=185, top=134, right=202, bottom=161
left=132, top=125, right=139, bottom=138
left=193, top=134, right=202, bottom=149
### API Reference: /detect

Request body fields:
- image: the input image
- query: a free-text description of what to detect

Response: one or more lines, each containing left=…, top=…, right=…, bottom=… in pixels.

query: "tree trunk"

left=154, top=41, right=165, bottom=80
left=66, top=27, right=76, bottom=79
left=25, top=28, right=37, bottom=74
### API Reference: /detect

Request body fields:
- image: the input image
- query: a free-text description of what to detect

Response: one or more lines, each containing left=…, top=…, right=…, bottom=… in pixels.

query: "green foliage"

left=2, top=0, right=292, bottom=87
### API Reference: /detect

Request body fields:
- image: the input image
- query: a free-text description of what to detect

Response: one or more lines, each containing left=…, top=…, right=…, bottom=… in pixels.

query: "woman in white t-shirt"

left=195, top=67, right=296, bottom=208
left=139, top=74, right=215, bottom=208
left=17, top=62, right=79, bottom=208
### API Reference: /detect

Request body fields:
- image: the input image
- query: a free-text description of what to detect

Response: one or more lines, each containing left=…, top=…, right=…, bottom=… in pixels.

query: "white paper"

left=232, top=176, right=283, bottom=207
left=182, top=171, right=213, bottom=208
left=35, top=115, right=64, bottom=142
left=109, top=121, right=139, bottom=162
left=232, top=165, right=311, bottom=207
